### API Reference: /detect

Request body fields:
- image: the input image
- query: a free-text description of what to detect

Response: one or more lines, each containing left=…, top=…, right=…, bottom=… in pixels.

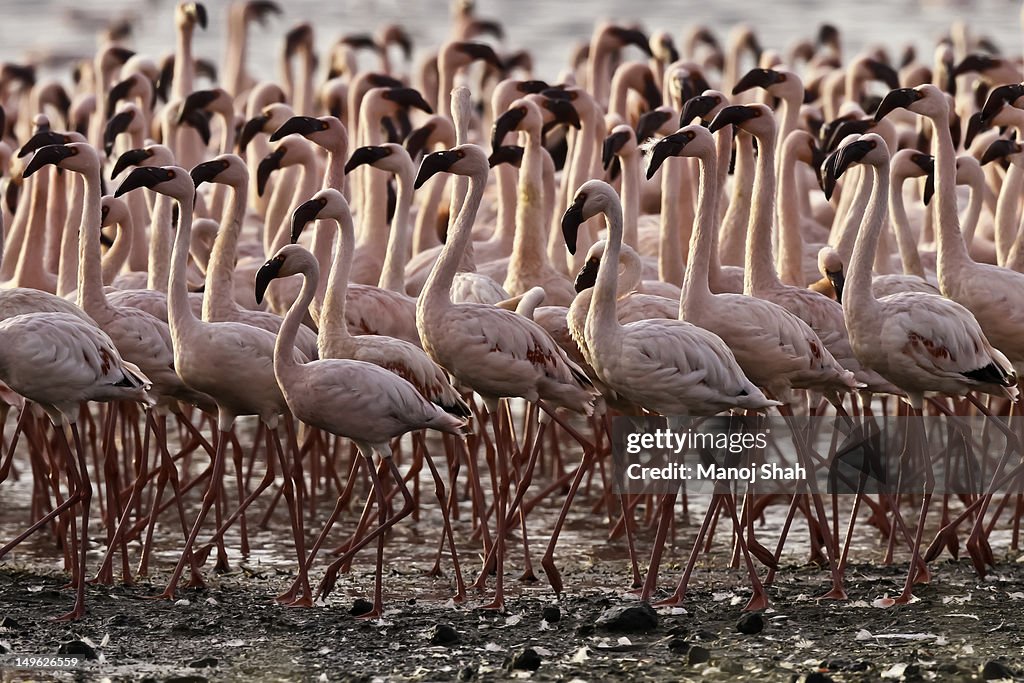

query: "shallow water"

left=0, top=0, right=1019, bottom=85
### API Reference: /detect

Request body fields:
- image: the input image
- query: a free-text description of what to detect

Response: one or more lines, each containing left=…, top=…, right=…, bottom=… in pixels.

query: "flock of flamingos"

left=0, top=0, right=1022, bottom=624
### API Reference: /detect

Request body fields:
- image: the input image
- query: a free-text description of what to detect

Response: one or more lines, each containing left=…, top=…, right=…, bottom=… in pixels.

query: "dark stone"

left=349, top=599, right=373, bottom=617
left=695, top=629, right=717, bottom=640
left=542, top=605, right=561, bottom=623
left=982, top=660, right=1015, bottom=680
left=429, top=624, right=459, bottom=645
left=736, top=612, right=764, bottom=634
left=57, top=640, right=97, bottom=660
left=189, top=657, right=218, bottom=668
left=667, top=637, right=690, bottom=654
left=805, top=673, right=834, bottom=683
left=457, top=665, right=477, bottom=681
left=575, top=623, right=595, bottom=637
left=0, top=642, right=9, bottom=654
left=595, top=603, right=658, bottom=633
left=687, top=645, right=710, bottom=666
left=0, top=617, right=21, bottom=630
left=507, top=647, right=542, bottom=672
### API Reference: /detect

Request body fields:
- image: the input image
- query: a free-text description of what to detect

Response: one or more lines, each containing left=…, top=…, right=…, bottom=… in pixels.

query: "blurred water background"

left=0, top=0, right=1018, bottom=85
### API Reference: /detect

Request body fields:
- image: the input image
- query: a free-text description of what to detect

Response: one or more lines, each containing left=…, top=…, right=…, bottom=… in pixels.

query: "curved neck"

left=507, top=133, right=550, bottom=279
left=620, top=147, right=640, bottom=249
left=490, top=163, right=517, bottom=248
left=927, top=111, right=973, bottom=282
left=12, top=170, right=54, bottom=291
left=888, top=174, right=926, bottom=278
left=77, top=167, right=109, bottom=313
left=718, top=132, right=755, bottom=266
left=203, top=177, right=248, bottom=320
left=993, top=162, right=1023, bottom=264
left=845, top=162, right=887, bottom=321
left=680, top=149, right=719, bottom=317
left=588, top=197, right=624, bottom=336
left=148, top=193, right=173, bottom=293
left=744, top=127, right=781, bottom=294
left=833, top=166, right=872, bottom=264
left=777, top=139, right=805, bottom=286
left=169, top=189, right=200, bottom=340
left=377, top=163, right=414, bottom=291
left=420, top=167, right=487, bottom=312
left=102, top=212, right=134, bottom=284
left=412, top=173, right=446, bottom=255
left=658, top=158, right=684, bottom=286
left=57, top=173, right=85, bottom=297
left=277, top=261, right=317, bottom=372
left=321, top=213, right=355, bottom=347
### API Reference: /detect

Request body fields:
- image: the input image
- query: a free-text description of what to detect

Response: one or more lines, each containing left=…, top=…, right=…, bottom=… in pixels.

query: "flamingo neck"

left=776, top=136, right=806, bottom=286
left=77, top=167, right=109, bottom=314
left=658, top=159, right=684, bottom=286
left=744, top=126, right=781, bottom=294
left=928, top=111, right=973, bottom=282
left=276, top=258, right=318, bottom=373
left=102, top=212, right=134, bottom=284
left=57, top=173, right=84, bottom=297
left=169, top=188, right=200, bottom=342
left=993, top=162, right=1023, bottom=264
left=378, top=161, right=414, bottom=292
left=588, top=196, right=624, bottom=339
left=888, top=173, right=926, bottom=278
left=148, top=193, right=173, bottom=293
left=203, top=177, right=248, bottom=321
left=833, top=166, right=873, bottom=264
left=490, top=163, right=517, bottom=249
left=173, top=26, right=195, bottom=101
left=718, top=132, right=755, bottom=267
left=845, top=162, right=887, bottom=322
left=620, top=146, right=640, bottom=249
left=421, top=168, right=486, bottom=312
left=507, top=132, right=550, bottom=281
left=321, top=212, right=356, bottom=350
left=680, top=149, right=719, bottom=317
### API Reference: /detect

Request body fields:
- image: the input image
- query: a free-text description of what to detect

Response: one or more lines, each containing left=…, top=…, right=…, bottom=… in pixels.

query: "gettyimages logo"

left=610, top=415, right=1023, bottom=495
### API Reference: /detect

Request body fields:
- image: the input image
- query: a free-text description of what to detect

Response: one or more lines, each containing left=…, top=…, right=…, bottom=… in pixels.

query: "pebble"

left=457, top=665, right=477, bottom=681
left=667, top=637, right=690, bottom=654
left=507, top=647, right=542, bottom=671
left=57, top=639, right=97, bottom=660
left=189, top=656, right=219, bottom=668
left=429, top=624, right=460, bottom=645
left=595, top=603, right=658, bottom=633
left=982, top=660, right=1015, bottom=680
left=349, top=599, right=373, bottom=617
left=736, top=612, right=764, bottom=634
left=0, top=641, right=9, bottom=654
left=687, top=645, right=711, bottom=665
left=541, top=605, right=561, bottom=623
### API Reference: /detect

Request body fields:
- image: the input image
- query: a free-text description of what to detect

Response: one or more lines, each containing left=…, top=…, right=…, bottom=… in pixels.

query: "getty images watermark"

left=610, top=415, right=1024, bottom=495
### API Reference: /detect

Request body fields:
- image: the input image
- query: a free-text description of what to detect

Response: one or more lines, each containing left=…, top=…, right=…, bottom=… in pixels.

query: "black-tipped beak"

left=488, top=145, right=524, bottom=168
left=23, top=144, right=74, bottom=178
left=820, top=151, right=839, bottom=199
left=270, top=115, right=325, bottom=142
left=492, top=107, right=527, bottom=149
left=104, top=110, right=135, bottom=157
left=18, top=130, right=68, bottom=159
left=874, top=88, right=922, bottom=121
left=642, top=73, right=663, bottom=109
left=382, top=87, right=434, bottom=114
left=544, top=98, right=581, bottom=130
left=602, top=130, right=630, bottom=170
left=180, top=109, right=212, bottom=146
left=518, top=79, right=550, bottom=94
left=414, top=150, right=458, bottom=189
left=112, top=148, right=153, bottom=178
left=178, top=89, right=219, bottom=124
left=404, top=122, right=436, bottom=160
left=344, top=145, right=391, bottom=174
left=290, top=196, right=327, bottom=243
left=257, top=148, right=285, bottom=196
left=646, top=133, right=689, bottom=179
left=608, top=27, right=653, bottom=57
left=191, top=2, right=208, bottom=29
left=732, top=68, right=781, bottom=95
left=981, top=83, right=1024, bottom=121
left=952, top=53, right=995, bottom=77
left=708, top=105, right=757, bottom=133
left=981, top=138, right=1021, bottom=165
left=964, top=112, right=987, bottom=149
left=865, top=59, right=900, bottom=90
left=238, top=114, right=269, bottom=152
left=561, top=193, right=586, bottom=255
left=254, top=255, right=284, bottom=305
left=114, top=166, right=172, bottom=197
left=679, top=96, right=715, bottom=126
left=635, top=109, right=672, bottom=142
left=923, top=167, right=935, bottom=206
left=573, top=257, right=600, bottom=293
left=249, top=0, right=282, bottom=24
left=834, top=139, right=875, bottom=179
left=455, top=41, right=505, bottom=71
left=190, top=159, right=229, bottom=188
left=825, top=268, right=845, bottom=305
left=106, top=77, right=136, bottom=114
